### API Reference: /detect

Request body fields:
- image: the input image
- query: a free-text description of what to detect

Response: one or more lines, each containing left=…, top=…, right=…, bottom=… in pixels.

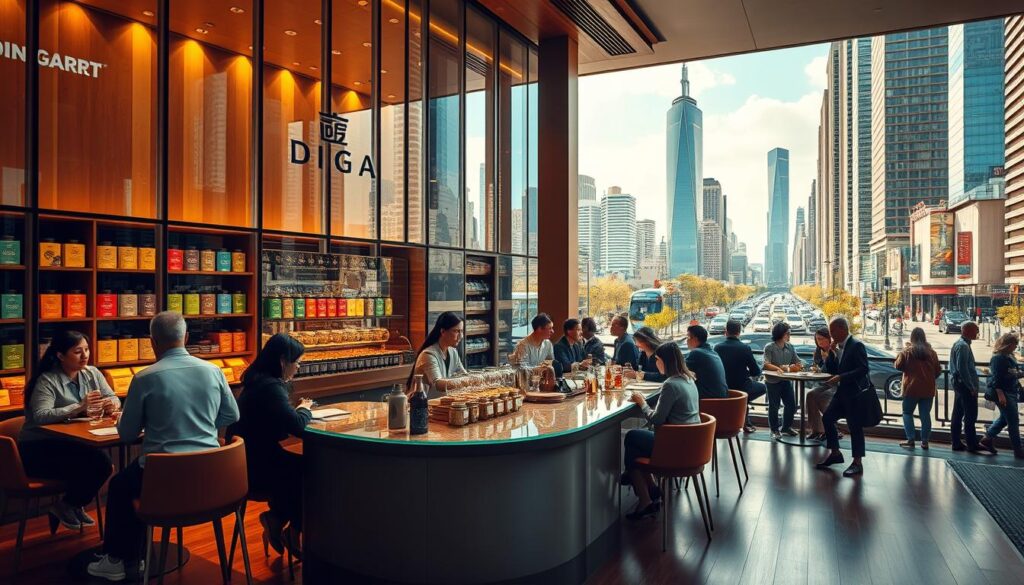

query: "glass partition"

left=465, top=8, right=495, bottom=251
left=0, top=0, right=26, bottom=206
left=427, top=0, right=461, bottom=247
left=380, top=0, right=407, bottom=242
left=527, top=49, right=538, bottom=256
left=499, top=33, right=527, bottom=255
left=407, top=0, right=425, bottom=244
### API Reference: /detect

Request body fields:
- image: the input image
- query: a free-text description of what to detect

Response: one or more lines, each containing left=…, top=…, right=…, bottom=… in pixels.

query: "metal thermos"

left=387, top=384, right=408, bottom=430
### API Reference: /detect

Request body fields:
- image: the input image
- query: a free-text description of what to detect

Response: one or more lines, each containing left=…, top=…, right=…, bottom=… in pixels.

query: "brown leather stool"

left=634, top=413, right=717, bottom=550
left=135, top=436, right=253, bottom=585
left=700, top=390, right=750, bottom=496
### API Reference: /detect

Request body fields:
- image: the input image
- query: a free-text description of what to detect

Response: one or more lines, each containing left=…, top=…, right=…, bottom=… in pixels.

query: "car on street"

left=751, top=317, right=772, bottom=332
left=705, top=306, right=721, bottom=318
left=938, top=311, right=970, bottom=334
left=785, top=314, right=807, bottom=334
left=708, top=315, right=729, bottom=335
left=729, top=311, right=747, bottom=324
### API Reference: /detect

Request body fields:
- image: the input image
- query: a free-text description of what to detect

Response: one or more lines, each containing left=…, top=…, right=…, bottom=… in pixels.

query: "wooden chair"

left=700, top=390, right=750, bottom=496
left=134, top=436, right=253, bottom=585
left=634, top=413, right=717, bottom=550
left=0, top=416, right=105, bottom=573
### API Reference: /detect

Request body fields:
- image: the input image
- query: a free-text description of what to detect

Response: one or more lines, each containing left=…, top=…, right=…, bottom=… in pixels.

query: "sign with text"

left=288, top=112, right=376, bottom=178
left=929, top=212, right=954, bottom=279
left=956, top=232, right=972, bottom=280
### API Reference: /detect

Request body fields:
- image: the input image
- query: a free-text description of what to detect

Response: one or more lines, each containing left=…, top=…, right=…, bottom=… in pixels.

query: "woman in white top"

left=410, top=312, right=469, bottom=398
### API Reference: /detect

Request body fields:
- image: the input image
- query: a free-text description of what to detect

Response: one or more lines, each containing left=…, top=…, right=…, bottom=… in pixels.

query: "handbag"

left=854, top=381, right=883, bottom=428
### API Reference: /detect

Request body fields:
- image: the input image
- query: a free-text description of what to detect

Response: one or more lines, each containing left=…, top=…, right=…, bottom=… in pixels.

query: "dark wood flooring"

left=2, top=436, right=1022, bottom=584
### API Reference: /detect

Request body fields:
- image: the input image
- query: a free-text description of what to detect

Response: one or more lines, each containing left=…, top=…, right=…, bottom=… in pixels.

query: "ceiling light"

left=381, top=69, right=388, bottom=74
left=362, top=42, right=372, bottom=47
left=331, top=49, right=342, bottom=55
left=387, top=94, right=396, bottom=98
left=358, top=0, right=368, bottom=5
left=195, top=28, right=209, bottom=34
left=284, top=29, right=297, bottom=36
left=247, top=45, right=253, bottom=50
left=314, top=19, right=321, bottom=25
left=293, top=61, right=301, bottom=66
left=203, top=21, right=215, bottom=28
left=354, top=81, right=362, bottom=86
left=229, top=6, right=245, bottom=14
left=309, top=65, right=318, bottom=70
left=389, top=18, right=399, bottom=24
left=142, top=10, right=154, bottom=17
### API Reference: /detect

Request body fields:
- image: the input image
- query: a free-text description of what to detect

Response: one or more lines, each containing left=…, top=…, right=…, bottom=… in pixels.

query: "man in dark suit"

left=684, top=325, right=728, bottom=399
left=610, top=315, right=639, bottom=370
left=816, top=317, right=870, bottom=477
left=713, top=320, right=767, bottom=432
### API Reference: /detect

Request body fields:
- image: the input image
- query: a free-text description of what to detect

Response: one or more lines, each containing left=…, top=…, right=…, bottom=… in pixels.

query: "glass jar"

left=477, top=398, right=493, bottom=421
left=448, top=402, right=469, bottom=426
left=467, top=401, right=480, bottom=423
left=493, top=396, right=505, bottom=417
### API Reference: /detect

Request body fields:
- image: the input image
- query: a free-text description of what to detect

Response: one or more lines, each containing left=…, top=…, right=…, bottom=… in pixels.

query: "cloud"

left=579, top=61, right=737, bottom=103
left=804, top=55, right=828, bottom=91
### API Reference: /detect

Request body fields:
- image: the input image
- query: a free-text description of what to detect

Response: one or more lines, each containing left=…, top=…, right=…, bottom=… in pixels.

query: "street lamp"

left=883, top=276, right=893, bottom=350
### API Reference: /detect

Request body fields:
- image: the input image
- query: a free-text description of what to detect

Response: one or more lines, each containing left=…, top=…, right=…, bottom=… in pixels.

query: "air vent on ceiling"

left=548, top=0, right=636, bottom=56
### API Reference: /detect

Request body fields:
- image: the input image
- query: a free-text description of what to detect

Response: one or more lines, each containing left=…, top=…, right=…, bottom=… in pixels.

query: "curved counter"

left=302, top=389, right=656, bottom=585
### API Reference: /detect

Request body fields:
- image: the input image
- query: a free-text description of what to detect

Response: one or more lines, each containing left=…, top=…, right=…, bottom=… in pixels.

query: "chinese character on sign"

left=319, top=112, right=349, bottom=146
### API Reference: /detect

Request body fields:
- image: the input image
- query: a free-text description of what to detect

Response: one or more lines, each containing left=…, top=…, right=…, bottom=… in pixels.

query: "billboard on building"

left=930, top=213, right=954, bottom=279
left=956, top=232, right=972, bottom=280
left=909, top=245, right=921, bottom=283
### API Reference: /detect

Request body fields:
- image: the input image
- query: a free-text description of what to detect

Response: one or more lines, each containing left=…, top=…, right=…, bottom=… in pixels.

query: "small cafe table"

left=763, top=370, right=833, bottom=447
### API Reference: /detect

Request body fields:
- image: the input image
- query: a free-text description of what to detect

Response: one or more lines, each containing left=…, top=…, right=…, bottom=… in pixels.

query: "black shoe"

left=650, top=485, right=663, bottom=502
left=815, top=452, right=845, bottom=469
left=626, top=501, right=660, bottom=521
left=781, top=428, right=798, bottom=437
left=842, top=462, right=863, bottom=477
left=951, top=442, right=967, bottom=452
left=979, top=436, right=998, bottom=455
left=743, top=423, right=757, bottom=434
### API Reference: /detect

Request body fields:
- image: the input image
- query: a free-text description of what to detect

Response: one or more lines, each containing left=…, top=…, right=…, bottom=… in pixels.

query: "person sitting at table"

left=609, top=314, right=639, bottom=370
left=816, top=317, right=871, bottom=477
left=580, top=317, right=607, bottom=365
left=229, top=333, right=313, bottom=560
left=806, top=327, right=840, bottom=442
left=18, top=330, right=119, bottom=531
left=623, top=342, right=701, bottom=520
left=632, top=327, right=665, bottom=383
left=89, top=312, right=239, bottom=582
left=684, top=325, right=728, bottom=399
left=510, top=313, right=556, bottom=371
left=763, top=322, right=804, bottom=441
left=553, top=318, right=592, bottom=374
left=713, top=320, right=766, bottom=433
left=410, top=311, right=468, bottom=397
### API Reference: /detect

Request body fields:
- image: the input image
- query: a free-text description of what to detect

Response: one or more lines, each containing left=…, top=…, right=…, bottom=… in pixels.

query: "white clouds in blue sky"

left=579, top=43, right=829, bottom=265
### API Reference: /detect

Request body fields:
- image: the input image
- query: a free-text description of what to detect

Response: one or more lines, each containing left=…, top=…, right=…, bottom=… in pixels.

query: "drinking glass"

left=86, top=391, right=104, bottom=425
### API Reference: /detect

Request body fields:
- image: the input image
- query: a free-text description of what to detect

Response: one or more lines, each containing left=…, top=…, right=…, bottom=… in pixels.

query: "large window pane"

left=499, top=34, right=527, bottom=255
left=407, top=0, right=424, bottom=243
left=427, top=0, right=461, bottom=247
left=262, top=0, right=322, bottom=234
left=0, top=0, right=25, bottom=205
left=39, top=1, right=157, bottom=218
left=511, top=256, right=528, bottom=342
left=168, top=1, right=253, bottom=226
left=330, top=0, right=374, bottom=239
left=527, top=49, right=538, bottom=256
left=380, top=0, right=406, bottom=241
left=465, top=8, right=494, bottom=251
left=428, top=248, right=464, bottom=337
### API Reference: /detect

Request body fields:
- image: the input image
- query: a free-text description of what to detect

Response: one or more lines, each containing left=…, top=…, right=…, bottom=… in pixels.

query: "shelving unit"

left=464, top=255, right=496, bottom=369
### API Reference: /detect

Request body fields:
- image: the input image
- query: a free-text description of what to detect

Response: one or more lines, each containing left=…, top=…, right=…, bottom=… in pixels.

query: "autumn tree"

left=644, top=306, right=679, bottom=333
left=589, top=275, right=634, bottom=317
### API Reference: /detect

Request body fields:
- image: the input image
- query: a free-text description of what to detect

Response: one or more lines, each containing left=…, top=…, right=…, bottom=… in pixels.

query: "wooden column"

left=538, top=36, right=579, bottom=328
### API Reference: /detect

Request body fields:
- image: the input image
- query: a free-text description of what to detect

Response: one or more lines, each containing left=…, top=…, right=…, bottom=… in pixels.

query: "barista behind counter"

left=410, top=312, right=468, bottom=398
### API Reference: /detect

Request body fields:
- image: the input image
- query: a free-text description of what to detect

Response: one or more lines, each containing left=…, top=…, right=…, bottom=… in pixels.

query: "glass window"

left=498, top=33, right=527, bottom=255
left=262, top=0, right=322, bottom=234
left=427, top=0, right=461, bottom=247
left=528, top=257, right=538, bottom=313
left=511, top=256, right=528, bottom=342
left=497, top=255, right=512, bottom=362
left=427, top=248, right=464, bottom=334
left=39, top=1, right=157, bottom=218
left=330, top=0, right=374, bottom=239
left=380, top=0, right=407, bottom=242
left=407, top=0, right=424, bottom=243
left=168, top=1, right=253, bottom=226
left=0, top=0, right=25, bottom=205
left=527, top=49, right=538, bottom=256
left=465, top=8, right=494, bottom=251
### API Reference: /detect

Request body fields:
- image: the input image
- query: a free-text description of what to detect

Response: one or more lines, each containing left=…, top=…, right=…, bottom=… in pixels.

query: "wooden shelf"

left=96, top=316, right=155, bottom=321
left=97, top=268, right=157, bottom=274
left=0, top=367, right=25, bottom=375
left=0, top=404, right=24, bottom=413
left=263, top=315, right=403, bottom=322
left=302, top=340, right=389, bottom=351
left=39, top=266, right=92, bottom=272
left=466, top=347, right=491, bottom=355
left=0, top=264, right=25, bottom=271
left=39, top=317, right=92, bottom=323
left=466, top=309, right=491, bottom=315
left=183, top=313, right=254, bottom=320
left=191, top=350, right=252, bottom=360
left=97, top=358, right=156, bottom=368
left=168, top=270, right=254, bottom=276
left=0, top=319, right=25, bottom=325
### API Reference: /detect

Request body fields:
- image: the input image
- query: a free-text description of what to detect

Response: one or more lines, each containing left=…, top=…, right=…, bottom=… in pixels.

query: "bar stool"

left=633, top=413, right=717, bottom=550
left=0, top=416, right=105, bottom=573
left=227, top=491, right=296, bottom=581
left=135, top=436, right=253, bottom=585
left=700, top=390, right=750, bottom=496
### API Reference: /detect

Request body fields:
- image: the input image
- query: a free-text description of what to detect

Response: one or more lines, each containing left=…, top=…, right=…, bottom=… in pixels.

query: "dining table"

left=38, top=416, right=139, bottom=470
left=763, top=370, right=833, bottom=447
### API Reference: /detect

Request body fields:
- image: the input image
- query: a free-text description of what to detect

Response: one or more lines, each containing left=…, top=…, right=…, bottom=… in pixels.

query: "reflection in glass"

left=39, top=1, right=157, bottom=218
left=511, top=256, right=528, bottom=343
left=497, top=256, right=513, bottom=362
left=0, top=0, right=25, bottom=205
left=380, top=0, right=407, bottom=241
left=465, top=9, right=495, bottom=251
left=428, top=248, right=464, bottom=344
left=527, top=50, right=539, bottom=256
left=407, top=0, right=424, bottom=243
left=499, top=34, right=527, bottom=255
left=428, top=0, right=461, bottom=247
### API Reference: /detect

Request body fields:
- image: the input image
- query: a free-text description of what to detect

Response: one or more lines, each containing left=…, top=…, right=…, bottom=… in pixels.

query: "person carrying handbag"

left=815, top=317, right=873, bottom=478
left=979, top=333, right=1024, bottom=458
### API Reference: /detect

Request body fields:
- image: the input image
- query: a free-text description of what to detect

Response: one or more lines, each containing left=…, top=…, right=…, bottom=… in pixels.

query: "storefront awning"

left=910, top=286, right=958, bottom=295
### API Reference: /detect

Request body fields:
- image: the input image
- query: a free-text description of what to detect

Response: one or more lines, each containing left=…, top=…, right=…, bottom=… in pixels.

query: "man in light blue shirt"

left=89, top=312, right=239, bottom=582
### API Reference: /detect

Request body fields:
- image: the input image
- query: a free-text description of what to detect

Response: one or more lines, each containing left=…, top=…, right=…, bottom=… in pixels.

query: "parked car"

left=708, top=315, right=730, bottom=335
left=705, top=306, right=721, bottom=318
left=938, top=311, right=969, bottom=334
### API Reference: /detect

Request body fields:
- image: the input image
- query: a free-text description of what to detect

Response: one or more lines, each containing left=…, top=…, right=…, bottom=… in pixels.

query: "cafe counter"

left=301, top=389, right=657, bottom=585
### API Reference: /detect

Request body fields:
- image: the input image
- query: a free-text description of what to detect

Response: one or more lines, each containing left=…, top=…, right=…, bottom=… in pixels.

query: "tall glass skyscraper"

left=948, top=20, right=1006, bottom=208
left=666, top=64, right=703, bottom=277
left=766, top=148, right=790, bottom=286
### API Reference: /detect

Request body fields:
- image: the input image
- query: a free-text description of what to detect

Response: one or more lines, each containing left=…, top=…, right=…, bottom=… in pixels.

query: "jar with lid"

left=503, top=392, right=515, bottom=414
left=493, top=396, right=505, bottom=417
left=139, top=291, right=157, bottom=317
left=448, top=402, right=469, bottom=427
left=184, top=246, right=200, bottom=271
left=200, top=292, right=217, bottom=315
left=200, top=248, right=216, bottom=272
left=477, top=398, right=493, bottom=420
left=467, top=401, right=480, bottom=423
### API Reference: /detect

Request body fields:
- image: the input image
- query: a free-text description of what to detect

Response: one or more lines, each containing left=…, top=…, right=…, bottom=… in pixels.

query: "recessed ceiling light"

left=203, top=22, right=215, bottom=28
left=314, top=19, right=321, bottom=25
left=293, top=61, right=301, bottom=66
left=284, top=29, right=297, bottom=36
left=331, top=49, right=342, bottom=55
left=362, top=42, right=372, bottom=47
left=354, top=81, right=362, bottom=86
left=229, top=6, right=245, bottom=14
left=389, top=18, right=399, bottom=24
left=357, top=0, right=368, bottom=5
left=195, top=28, right=209, bottom=34
left=142, top=10, right=154, bottom=17
left=309, top=65, right=318, bottom=70
left=387, top=94, right=396, bottom=98
left=381, top=69, right=388, bottom=74
left=247, top=45, right=253, bottom=50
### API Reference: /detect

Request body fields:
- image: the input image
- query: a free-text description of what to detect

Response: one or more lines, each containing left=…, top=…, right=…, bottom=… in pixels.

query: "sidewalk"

left=860, top=317, right=998, bottom=362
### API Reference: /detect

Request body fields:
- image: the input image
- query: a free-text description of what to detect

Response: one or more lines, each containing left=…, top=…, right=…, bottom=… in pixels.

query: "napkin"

left=88, top=427, right=120, bottom=436
left=311, top=408, right=350, bottom=420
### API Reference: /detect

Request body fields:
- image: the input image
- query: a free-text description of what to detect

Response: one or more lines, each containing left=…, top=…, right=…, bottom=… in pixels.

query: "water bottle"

left=387, top=384, right=408, bottom=430
left=409, top=375, right=429, bottom=435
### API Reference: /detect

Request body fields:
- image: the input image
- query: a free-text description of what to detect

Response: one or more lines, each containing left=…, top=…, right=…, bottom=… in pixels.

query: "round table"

left=763, top=370, right=833, bottom=447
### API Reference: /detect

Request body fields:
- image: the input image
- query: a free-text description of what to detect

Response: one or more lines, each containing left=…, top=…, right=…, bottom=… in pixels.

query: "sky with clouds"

left=579, top=43, right=830, bottom=266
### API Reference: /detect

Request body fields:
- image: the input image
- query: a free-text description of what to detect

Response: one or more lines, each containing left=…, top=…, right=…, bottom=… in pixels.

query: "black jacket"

left=553, top=336, right=586, bottom=375
left=638, top=351, right=665, bottom=383
left=825, top=336, right=870, bottom=397
left=229, top=374, right=312, bottom=488
left=713, top=337, right=761, bottom=392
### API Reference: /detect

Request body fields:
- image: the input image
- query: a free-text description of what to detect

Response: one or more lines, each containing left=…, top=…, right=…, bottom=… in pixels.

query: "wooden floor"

left=3, top=437, right=1023, bottom=584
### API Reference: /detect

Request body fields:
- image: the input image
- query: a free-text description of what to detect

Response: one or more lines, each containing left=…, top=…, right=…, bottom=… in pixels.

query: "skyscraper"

left=578, top=201, right=602, bottom=274
left=702, top=178, right=723, bottom=224
left=578, top=174, right=597, bottom=203
left=700, top=220, right=723, bottom=281
left=601, top=187, right=637, bottom=277
left=636, top=219, right=656, bottom=267
left=1006, top=17, right=1024, bottom=285
left=948, top=20, right=1006, bottom=209
left=766, top=148, right=790, bottom=286
left=806, top=182, right=817, bottom=284
left=666, top=64, right=703, bottom=277
left=869, top=28, right=949, bottom=269
left=852, top=38, right=874, bottom=293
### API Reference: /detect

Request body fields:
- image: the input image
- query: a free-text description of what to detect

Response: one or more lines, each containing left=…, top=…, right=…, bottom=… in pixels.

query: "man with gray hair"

left=815, top=316, right=871, bottom=478
left=89, top=312, right=239, bottom=582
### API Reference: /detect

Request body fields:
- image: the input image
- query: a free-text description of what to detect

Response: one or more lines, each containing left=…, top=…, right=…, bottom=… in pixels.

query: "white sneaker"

left=87, top=554, right=126, bottom=582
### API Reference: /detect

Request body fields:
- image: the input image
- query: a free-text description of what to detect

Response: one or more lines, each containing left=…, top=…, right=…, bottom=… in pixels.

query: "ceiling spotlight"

left=389, top=18, right=400, bottom=24
left=247, top=45, right=253, bottom=50
left=203, top=21, right=215, bottom=28
left=229, top=6, right=245, bottom=14
left=293, top=61, right=301, bottom=66
left=387, top=94, right=396, bottom=98
left=284, top=29, right=297, bottom=36
left=314, top=19, right=321, bottom=25
left=195, top=27, right=209, bottom=34
left=142, top=10, right=154, bottom=17
left=380, top=69, right=388, bottom=74
left=309, top=65, right=318, bottom=70
left=331, top=49, right=342, bottom=55
left=354, top=81, right=362, bottom=86
left=362, top=42, right=372, bottom=47
left=357, top=0, right=368, bottom=5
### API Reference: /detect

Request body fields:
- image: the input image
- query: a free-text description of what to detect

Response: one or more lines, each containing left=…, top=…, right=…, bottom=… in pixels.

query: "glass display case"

left=261, top=243, right=411, bottom=382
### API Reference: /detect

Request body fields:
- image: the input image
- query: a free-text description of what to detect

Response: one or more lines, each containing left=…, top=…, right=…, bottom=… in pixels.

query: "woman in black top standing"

left=231, top=333, right=313, bottom=558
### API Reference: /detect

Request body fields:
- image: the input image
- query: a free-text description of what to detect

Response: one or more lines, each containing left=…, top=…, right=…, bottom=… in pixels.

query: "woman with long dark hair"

left=980, top=333, right=1024, bottom=457
left=632, top=327, right=665, bottom=383
left=410, top=312, right=468, bottom=397
left=622, top=342, right=700, bottom=520
left=230, top=333, right=312, bottom=558
left=894, top=327, right=941, bottom=449
left=806, top=327, right=839, bottom=442
left=19, top=330, right=118, bottom=531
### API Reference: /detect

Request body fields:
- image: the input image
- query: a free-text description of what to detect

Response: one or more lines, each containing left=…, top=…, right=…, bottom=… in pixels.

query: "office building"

left=601, top=186, right=637, bottom=277
left=702, top=178, right=723, bottom=225
left=1006, top=16, right=1024, bottom=284
left=765, top=147, right=790, bottom=286
left=806, top=183, right=817, bottom=284
left=578, top=174, right=597, bottom=203
left=700, top=220, right=723, bottom=280
left=636, top=219, right=656, bottom=266
left=578, top=201, right=603, bottom=276
left=666, top=64, right=704, bottom=277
